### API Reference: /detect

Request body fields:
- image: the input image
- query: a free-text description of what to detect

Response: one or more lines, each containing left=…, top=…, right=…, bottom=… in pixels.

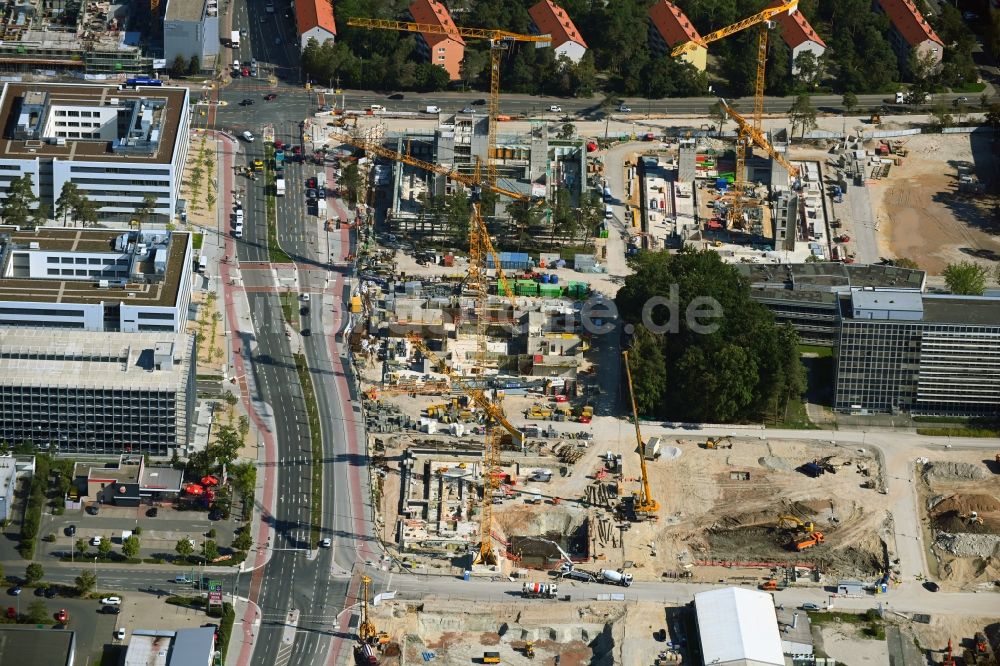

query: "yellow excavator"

left=622, top=350, right=659, bottom=521
left=777, top=514, right=816, bottom=534
left=702, top=436, right=733, bottom=450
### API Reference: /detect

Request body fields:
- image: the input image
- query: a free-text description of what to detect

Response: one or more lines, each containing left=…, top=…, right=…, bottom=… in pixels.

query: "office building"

left=528, top=0, right=587, bottom=64
left=875, top=0, right=944, bottom=73
left=0, top=456, right=14, bottom=523
left=0, top=227, right=193, bottom=333
left=0, top=82, right=190, bottom=224
left=409, top=0, right=465, bottom=81
left=835, top=290, right=1000, bottom=416
left=296, top=0, right=336, bottom=49
left=164, top=0, right=221, bottom=70
left=0, top=328, right=196, bottom=455
left=647, top=1, right=706, bottom=72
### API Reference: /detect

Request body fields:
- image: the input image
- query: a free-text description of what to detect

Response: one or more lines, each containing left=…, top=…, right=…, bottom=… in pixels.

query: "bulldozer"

left=794, top=532, right=825, bottom=551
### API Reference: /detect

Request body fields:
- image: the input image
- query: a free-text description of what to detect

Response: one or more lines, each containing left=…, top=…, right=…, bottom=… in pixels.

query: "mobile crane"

left=621, top=350, right=659, bottom=521
left=355, top=575, right=390, bottom=663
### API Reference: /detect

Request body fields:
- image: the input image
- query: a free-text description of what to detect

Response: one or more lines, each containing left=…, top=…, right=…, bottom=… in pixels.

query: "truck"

left=317, top=172, right=326, bottom=190
left=276, top=178, right=286, bottom=196
left=230, top=30, right=240, bottom=48
left=599, top=569, right=633, bottom=587
left=423, top=105, right=441, bottom=114
left=317, top=198, right=327, bottom=220
left=521, top=582, right=559, bottom=598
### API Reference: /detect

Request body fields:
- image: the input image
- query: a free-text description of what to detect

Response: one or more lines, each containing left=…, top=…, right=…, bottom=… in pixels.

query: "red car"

left=264, top=93, right=278, bottom=101
left=273, top=139, right=284, bottom=150
left=578, top=416, right=592, bottom=424
left=241, top=67, right=250, bottom=77
left=292, top=145, right=302, bottom=156
left=5, top=607, right=15, bottom=619
left=56, top=609, right=68, bottom=623
left=306, top=177, right=317, bottom=188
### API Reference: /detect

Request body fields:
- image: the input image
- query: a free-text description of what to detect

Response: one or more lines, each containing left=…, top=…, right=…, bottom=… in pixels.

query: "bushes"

left=219, top=603, right=236, bottom=662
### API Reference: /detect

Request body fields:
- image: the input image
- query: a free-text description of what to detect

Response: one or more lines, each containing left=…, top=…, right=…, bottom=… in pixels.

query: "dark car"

left=5, top=607, right=14, bottom=619
left=317, top=187, right=326, bottom=199
left=264, top=93, right=277, bottom=101
left=472, top=98, right=486, bottom=105
left=45, top=587, right=58, bottom=598
left=301, top=329, right=311, bottom=337
left=388, top=93, right=404, bottom=100
left=240, top=98, right=254, bottom=106
left=306, top=188, right=317, bottom=199
left=923, top=581, right=940, bottom=592
left=208, top=509, right=223, bottom=521
left=65, top=524, right=76, bottom=536
left=100, top=605, right=121, bottom=614
left=34, top=586, right=47, bottom=597
left=8, top=586, right=21, bottom=596
left=146, top=507, right=158, bottom=518
left=300, top=306, right=310, bottom=316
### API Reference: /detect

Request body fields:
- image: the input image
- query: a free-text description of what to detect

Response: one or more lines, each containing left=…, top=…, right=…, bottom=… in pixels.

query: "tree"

left=985, top=103, right=1000, bottom=131
left=930, top=104, right=954, bottom=131
left=97, top=537, right=113, bottom=557
left=75, top=570, right=96, bottom=596
left=626, top=327, right=667, bottom=416
left=175, top=538, right=194, bottom=559
left=75, top=538, right=88, bottom=557
left=942, top=261, right=987, bottom=296
left=788, top=94, right=817, bottom=139
left=170, top=55, right=188, bottom=77
left=122, top=535, right=140, bottom=559
left=24, top=563, right=44, bottom=584
left=56, top=182, right=82, bottom=226
left=188, top=55, right=201, bottom=75
left=709, top=100, right=728, bottom=135
left=26, top=599, right=49, bottom=624
left=793, top=51, right=821, bottom=88
left=229, top=460, right=257, bottom=502
left=202, top=540, right=220, bottom=562
left=135, top=193, right=158, bottom=229
left=2, top=174, right=38, bottom=228
left=77, top=197, right=99, bottom=227
left=842, top=92, right=858, bottom=115
left=341, top=162, right=362, bottom=207
left=233, top=529, right=253, bottom=553
left=995, top=262, right=1000, bottom=286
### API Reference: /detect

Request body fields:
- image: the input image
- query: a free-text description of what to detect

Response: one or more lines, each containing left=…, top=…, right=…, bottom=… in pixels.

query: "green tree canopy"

left=26, top=599, right=50, bottom=624
left=75, top=570, right=96, bottom=596
left=942, top=261, right=987, bottom=296
left=24, top=563, right=44, bottom=584
left=615, top=250, right=804, bottom=423
left=98, top=537, right=113, bottom=557
left=175, top=538, right=194, bottom=558
left=122, top=535, right=140, bottom=559
left=2, top=174, right=38, bottom=228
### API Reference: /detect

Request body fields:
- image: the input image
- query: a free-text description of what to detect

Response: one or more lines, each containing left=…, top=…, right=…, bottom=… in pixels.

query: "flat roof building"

left=164, top=0, right=221, bottom=71
left=647, top=1, right=706, bottom=72
left=0, top=626, right=75, bottom=666
left=0, top=328, right=196, bottom=455
left=125, top=627, right=215, bottom=666
left=528, top=0, right=586, bottom=64
left=0, top=82, right=191, bottom=224
left=296, top=0, right=336, bottom=49
left=0, top=227, right=193, bottom=333
left=694, top=587, right=784, bottom=666
left=0, top=456, right=15, bottom=523
left=409, top=0, right=465, bottom=80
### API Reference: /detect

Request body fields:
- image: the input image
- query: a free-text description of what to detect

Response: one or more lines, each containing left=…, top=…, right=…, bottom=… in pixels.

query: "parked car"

left=301, top=329, right=311, bottom=337
left=240, top=98, right=254, bottom=106
left=241, top=131, right=255, bottom=142
left=923, top=581, right=940, bottom=592
left=91, top=536, right=102, bottom=546
left=306, top=177, right=317, bottom=188
left=146, top=507, right=158, bottom=517
left=317, top=187, right=326, bottom=198
left=264, top=93, right=278, bottom=101
left=100, top=596, right=122, bottom=606
left=618, top=104, right=631, bottom=112
left=799, top=603, right=821, bottom=611
left=56, top=609, right=68, bottom=623
left=548, top=105, right=562, bottom=112
left=5, top=607, right=14, bottom=619
left=65, top=525, right=76, bottom=536
left=45, top=587, right=58, bottom=598
left=100, top=606, right=121, bottom=614
left=208, top=509, right=223, bottom=521
left=115, top=627, right=126, bottom=641
left=8, top=586, right=22, bottom=596
left=34, top=586, right=47, bottom=597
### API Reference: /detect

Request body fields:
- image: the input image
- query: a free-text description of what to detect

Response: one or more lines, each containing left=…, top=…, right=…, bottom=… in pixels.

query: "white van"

left=198, top=255, right=207, bottom=272
left=604, top=204, right=613, bottom=219
left=241, top=130, right=255, bottom=142
left=234, top=220, right=244, bottom=237
left=235, top=209, right=244, bottom=223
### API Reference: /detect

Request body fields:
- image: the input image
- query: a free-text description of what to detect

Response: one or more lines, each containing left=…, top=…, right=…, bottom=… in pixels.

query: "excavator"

left=777, top=514, right=816, bottom=534
left=702, top=436, right=733, bottom=450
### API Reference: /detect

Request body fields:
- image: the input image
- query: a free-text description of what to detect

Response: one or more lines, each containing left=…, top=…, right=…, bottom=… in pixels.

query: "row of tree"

left=2, top=176, right=158, bottom=229
left=316, top=0, right=972, bottom=98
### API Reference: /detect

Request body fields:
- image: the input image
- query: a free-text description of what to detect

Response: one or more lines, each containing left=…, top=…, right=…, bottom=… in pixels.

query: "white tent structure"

left=694, top=587, right=785, bottom=666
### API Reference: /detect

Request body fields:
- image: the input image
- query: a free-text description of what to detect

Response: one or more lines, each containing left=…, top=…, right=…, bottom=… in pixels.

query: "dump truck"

left=521, top=582, right=558, bottom=598
left=599, top=569, right=633, bottom=587
left=795, top=532, right=825, bottom=551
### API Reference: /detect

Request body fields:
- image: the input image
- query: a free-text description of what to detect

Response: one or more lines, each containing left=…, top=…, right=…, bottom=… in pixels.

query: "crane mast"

left=622, top=351, right=659, bottom=518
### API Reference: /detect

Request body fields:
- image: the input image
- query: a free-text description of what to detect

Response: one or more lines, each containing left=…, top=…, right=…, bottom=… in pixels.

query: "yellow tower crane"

left=717, top=100, right=801, bottom=179
left=345, top=17, right=550, bottom=189
left=622, top=350, right=659, bottom=520
left=671, top=1, right=799, bottom=227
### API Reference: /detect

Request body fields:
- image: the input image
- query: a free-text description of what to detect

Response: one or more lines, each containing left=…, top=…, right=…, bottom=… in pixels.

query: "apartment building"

left=768, top=1, right=826, bottom=76
left=409, top=0, right=465, bottom=80
left=0, top=227, right=193, bottom=333
left=0, top=329, right=196, bottom=455
left=296, top=0, right=337, bottom=49
left=875, top=0, right=944, bottom=73
left=0, top=83, right=190, bottom=224
left=647, top=0, right=706, bottom=72
left=528, top=0, right=587, bottom=64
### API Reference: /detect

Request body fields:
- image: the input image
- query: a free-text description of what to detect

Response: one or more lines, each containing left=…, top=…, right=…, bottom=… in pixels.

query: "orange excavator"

left=795, top=532, right=825, bottom=551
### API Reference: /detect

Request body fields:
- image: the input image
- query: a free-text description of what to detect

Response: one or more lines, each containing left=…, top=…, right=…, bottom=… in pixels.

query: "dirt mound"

left=931, top=493, right=1000, bottom=515
left=759, top=456, right=793, bottom=472
left=934, top=533, right=1000, bottom=558
left=931, top=512, right=998, bottom=535
left=923, top=462, right=988, bottom=482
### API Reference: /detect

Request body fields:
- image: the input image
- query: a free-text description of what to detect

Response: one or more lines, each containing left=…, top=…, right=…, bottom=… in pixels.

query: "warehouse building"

left=0, top=82, right=190, bottom=224
left=0, top=227, right=193, bottom=333
left=164, top=0, right=221, bottom=71
left=694, top=587, right=784, bottom=666
left=0, top=329, right=196, bottom=455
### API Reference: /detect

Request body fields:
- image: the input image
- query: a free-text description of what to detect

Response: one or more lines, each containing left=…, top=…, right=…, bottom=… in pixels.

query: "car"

left=306, top=177, right=317, bottom=188
left=292, top=145, right=302, bottom=156
left=44, top=587, right=58, bottom=598
left=953, top=96, right=968, bottom=106
left=146, top=507, right=158, bottom=517
left=115, top=627, right=126, bottom=641
left=461, top=107, right=474, bottom=113
left=618, top=104, right=631, bottom=112
left=9, top=586, right=21, bottom=596
left=240, top=98, right=254, bottom=106
left=300, top=306, right=311, bottom=316
left=5, top=607, right=14, bottom=619
left=319, top=538, right=332, bottom=547
left=799, top=603, right=821, bottom=611
left=548, top=105, right=562, bottom=112
left=241, top=131, right=255, bottom=142
left=317, top=187, right=326, bottom=198
left=388, top=93, right=404, bottom=100
left=208, top=509, right=223, bottom=521
left=923, top=581, right=940, bottom=592
left=65, top=524, right=76, bottom=536
left=56, top=609, right=68, bottom=623
left=239, top=28, right=247, bottom=36
left=34, top=586, right=47, bottom=597
left=264, top=93, right=277, bottom=101
left=100, top=596, right=122, bottom=605
left=301, top=329, right=311, bottom=337
left=86, top=504, right=100, bottom=515
left=300, top=293, right=310, bottom=302
left=174, top=576, right=192, bottom=584
left=306, top=188, right=317, bottom=199
left=250, top=58, right=257, bottom=67
left=100, top=605, right=121, bottom=614
left=91, top=536, right=102, bottom=546
left=472, top=98, right=486, bottom=105
left=317, top=104, right=332, bottom=112
left=231, top=68, right=241, bottom=78
left=241, top=67, right=250, bottom=76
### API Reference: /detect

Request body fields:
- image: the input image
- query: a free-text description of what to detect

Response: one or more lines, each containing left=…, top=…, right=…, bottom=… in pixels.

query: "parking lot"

left=2, top=593, right=124, bottom=665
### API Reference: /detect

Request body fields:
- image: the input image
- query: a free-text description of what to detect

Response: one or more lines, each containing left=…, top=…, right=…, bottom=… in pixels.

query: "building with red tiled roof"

left=767, top=2, right=826, bottom=76
left=295, top=0, right=336, bottom=50
left=528, top=0, right=587, bottom=64
left=875, top=0, right=944, bottom=72
left=408, top=0, right=465, bottom=80
left=647, top=0, right=705, bottom=72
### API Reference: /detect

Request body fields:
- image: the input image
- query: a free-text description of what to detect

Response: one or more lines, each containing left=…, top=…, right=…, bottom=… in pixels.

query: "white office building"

left=0, top=227, right=193, bottom=333
left=0, top=82, right=190, bottom=224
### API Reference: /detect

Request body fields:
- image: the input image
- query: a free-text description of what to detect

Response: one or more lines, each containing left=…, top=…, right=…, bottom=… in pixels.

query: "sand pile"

left=759, top=456, right=793, bottom=472
left=923, top=462, right=989, bottom=482
left=930, top=493, right=1000, bottom=515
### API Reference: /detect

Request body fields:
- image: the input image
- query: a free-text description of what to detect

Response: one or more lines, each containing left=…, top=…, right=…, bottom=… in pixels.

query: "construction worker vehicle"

left=794, top=532, right=825, bottom=551
left=483, top=653, right=501, bottom=664
left=521, top=582, right=559, bottom=598
left=759, top=579, right=787, bottom=591
left=527, top=404, right=552, bottom=419
left=702, top=436, right=733, bottom=450
left=777, top=515, right=816, bottom=534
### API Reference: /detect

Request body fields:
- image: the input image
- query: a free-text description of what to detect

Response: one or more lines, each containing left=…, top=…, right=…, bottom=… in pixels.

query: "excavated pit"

left=496, top=505, right=590, bottom=569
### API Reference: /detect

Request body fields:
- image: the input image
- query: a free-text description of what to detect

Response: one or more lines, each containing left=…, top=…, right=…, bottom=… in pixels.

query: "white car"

left=241, top=130, right=255, bottom=142
left=91, top=536, right=102, bottom=546
left=548, top=105, right=562, bottom=113
left=101, top=596, right=122, bottom=605
left=618, top=104, right=631, bottom=112
left=300, top=293, right=310, bottom=302
left=319, top=538, right=332, bottom=548
left=115, top=627, right=126, bottom=640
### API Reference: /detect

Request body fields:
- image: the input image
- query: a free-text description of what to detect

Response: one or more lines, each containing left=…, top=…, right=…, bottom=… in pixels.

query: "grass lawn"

left=294, top=353, right=323, bottom=549
left=279, top=292, right=299, bottom=328
left=772, top=396, right=820, bottom=429
left=798, top=344, right=833, bottom=358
